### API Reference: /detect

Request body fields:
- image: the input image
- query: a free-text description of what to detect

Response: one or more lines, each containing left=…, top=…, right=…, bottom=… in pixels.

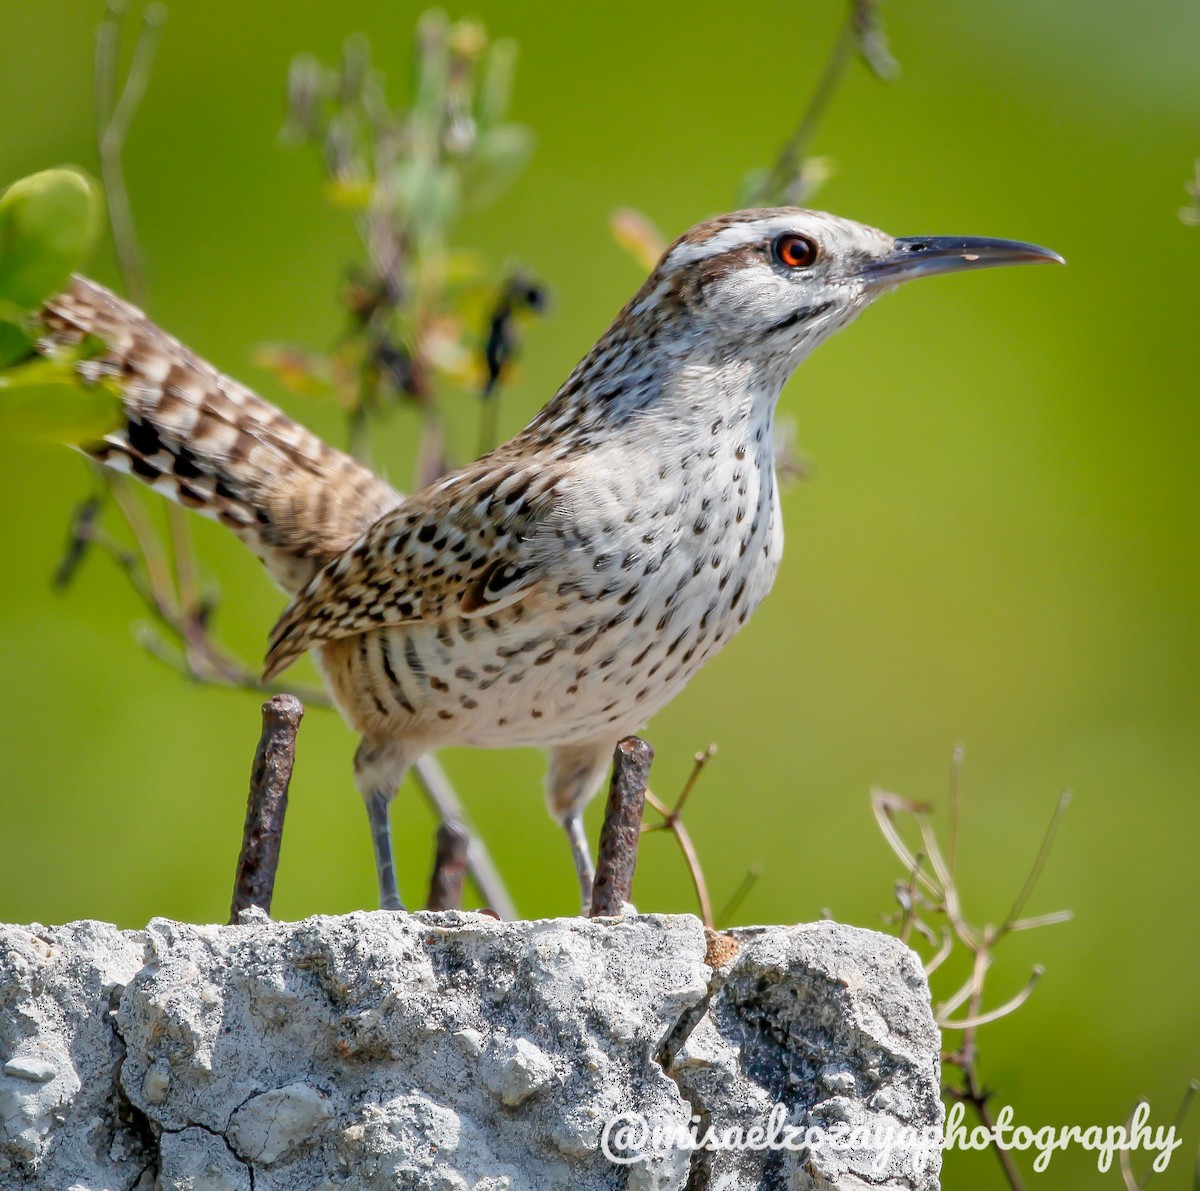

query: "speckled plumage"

left=37, top=208, right=1061, bottom=910
left=41, top=277, right=401, bottom=594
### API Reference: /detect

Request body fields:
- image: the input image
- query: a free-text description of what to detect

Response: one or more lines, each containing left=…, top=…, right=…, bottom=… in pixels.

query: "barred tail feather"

left=39, top=276, right=400, bottom=595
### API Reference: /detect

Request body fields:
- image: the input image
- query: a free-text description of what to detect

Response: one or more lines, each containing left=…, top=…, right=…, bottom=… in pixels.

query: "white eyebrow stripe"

left=663, top=221, right=785, bottom=270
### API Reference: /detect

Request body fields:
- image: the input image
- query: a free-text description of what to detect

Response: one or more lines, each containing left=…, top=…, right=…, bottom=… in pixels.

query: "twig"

left=165, top=503, right=203, bottom=646
left=716, top=863, right=762, bottom=928
left=674, top=744, right=716, bottom=817
left=747, top=1, right=896, bottom=206
left=872, top=790, right=941, bottom=899
left=590, top=737, right=653, bottom=917
left=108, top=473, right=175, bottom=614
left=643, top=782, right=712, bottom=924
left=753, top=12, right=857, bottom=205
left=875, top=752, right=1074, bottom=1191
left=643, top=744, right=716, bottom=926
left=998, top=790, right=1071, bottom=938
left=895, top=851, right=926, bottom=944
left=229, top=694, right=303, bottom=921
left=947, top=743, right=964, bottom=878
left=412, top=755, right=518, bottom=920
left=1119, top=1106, right=1144, bottom=1191
left=939, top=966, right=1043, bottom=1030
left=944, top=946, right=1029, bottom=1191
left=922, top=928, right=953, bottom=976
left=1120, top=1080, right=1199, bottom=1191
left=948, top=1077, right=1029, bottom=1191
left=1005, top=909, right=1074, bottom=932
left=426, top=819, right=470, bottom=911
left=95, top=1, right=166, bottom=308
left=53, top=493, right=104, bottom=589
left=95, top=4, right=228, bottom=713
left=937, top=962, right=984, bottom=1022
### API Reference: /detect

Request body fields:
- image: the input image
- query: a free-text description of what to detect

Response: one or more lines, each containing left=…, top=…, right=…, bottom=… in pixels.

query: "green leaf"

left=395, top=159, right=461, bottom=239
left=462, top=125, right=534, bottom=210
left=0, top=167, right=103, bottom=311
left=0, top=320, right=33, bottom=368
left=0, top=356, right=122, bottom=441
left=413, top=10, right=450, bottom=134
left=477, top=38, right=518, bottom=130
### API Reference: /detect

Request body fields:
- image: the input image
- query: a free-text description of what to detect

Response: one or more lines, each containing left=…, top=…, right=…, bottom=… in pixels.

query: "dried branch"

left=941, top=946, right=1030, bottom=1190
left=412, top=755, right=517, bottom=920
left=716, top=863, right=762, bottom=928
left=894, top=850, right=926, bottom=945
left=1120, top=1080, right=1199, bottom=1190
left=922, top=928, right=953, bottom=976
left=939, top=966, right=1043, bottom=1030
left=746, top=0, right=897, bottom=207
left=875, top=751, right=1073, bottom=1191
left=229, top=695, right=304, bottom=922
left=947, top=743, right=964, bottom=879
left=644, top=744, right=717, bottom=927
left=95, top=0, right=166, bottom=308
left=53, top=491, right=103, bottom=589
left=998, top=790, right=1071, bottom=938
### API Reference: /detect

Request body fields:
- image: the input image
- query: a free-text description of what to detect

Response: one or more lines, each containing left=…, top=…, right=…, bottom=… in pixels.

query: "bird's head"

left=536, top=207, right=1062, bottom=439
left=638, top=207, right=1063, bottom=374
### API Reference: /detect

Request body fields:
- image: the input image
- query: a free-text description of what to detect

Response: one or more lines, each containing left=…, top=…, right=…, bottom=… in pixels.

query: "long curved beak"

left=862, top=236, right=1065, bottom=286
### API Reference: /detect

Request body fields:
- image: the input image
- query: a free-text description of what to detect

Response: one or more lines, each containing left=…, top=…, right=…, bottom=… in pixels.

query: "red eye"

left=773, top=234, right=818, bottom=269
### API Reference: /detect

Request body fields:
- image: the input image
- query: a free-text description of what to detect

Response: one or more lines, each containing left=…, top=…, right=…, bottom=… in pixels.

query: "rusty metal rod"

left=426, top=819, right=470, bottom=911
left=590, top=736, right=653, bottom=917
left=229, top=694, right=304, bottom=923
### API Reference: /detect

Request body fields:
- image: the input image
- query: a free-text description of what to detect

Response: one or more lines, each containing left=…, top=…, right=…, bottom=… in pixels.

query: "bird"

left=35, top=207, right=1062, bottom=913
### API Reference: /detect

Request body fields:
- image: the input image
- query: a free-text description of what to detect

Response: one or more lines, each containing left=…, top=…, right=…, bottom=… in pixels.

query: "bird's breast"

left=319, top=420, right=784, bottom=751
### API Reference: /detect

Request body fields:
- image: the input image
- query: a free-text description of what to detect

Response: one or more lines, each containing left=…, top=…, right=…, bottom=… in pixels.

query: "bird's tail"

left=38, top=276, right=400, bottom=595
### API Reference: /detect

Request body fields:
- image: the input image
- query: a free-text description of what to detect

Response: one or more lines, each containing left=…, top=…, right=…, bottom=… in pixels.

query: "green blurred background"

left=1, top=0, right=1196, bottom=1184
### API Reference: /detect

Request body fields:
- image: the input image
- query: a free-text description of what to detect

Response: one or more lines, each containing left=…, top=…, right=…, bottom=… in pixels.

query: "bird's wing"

left=262, top=459, right=568, bottom=679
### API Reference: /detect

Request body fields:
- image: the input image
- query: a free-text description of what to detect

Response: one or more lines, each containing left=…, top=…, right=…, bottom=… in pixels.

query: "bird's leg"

left=365, top=788, right=404, bottom=911
left=562, top=810, right=596, bottom=914
left=355, top=737, right=412, bottom=912
left=546, top=740, right=615, bottom=915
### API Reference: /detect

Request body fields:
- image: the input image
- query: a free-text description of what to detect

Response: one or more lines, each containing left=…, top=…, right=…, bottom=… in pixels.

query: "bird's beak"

left=862, top=236, right=1065, bottom=287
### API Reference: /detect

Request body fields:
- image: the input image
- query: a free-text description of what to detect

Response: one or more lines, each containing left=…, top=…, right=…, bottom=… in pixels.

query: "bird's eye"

left=773, top=234, right=819, bottom=269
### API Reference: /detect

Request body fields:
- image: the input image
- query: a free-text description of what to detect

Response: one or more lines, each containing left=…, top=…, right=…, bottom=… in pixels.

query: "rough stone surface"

left=666, top=923, right=943, bottom=1189
left=0, top=913, right=941, bottom=1190
left=0, top=919, right=149, bottom=1188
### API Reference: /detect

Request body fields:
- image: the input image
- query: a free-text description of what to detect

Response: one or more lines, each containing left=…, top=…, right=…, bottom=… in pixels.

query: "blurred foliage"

left=0, top=356, right=120, bottom=442
left=0, top=17, right=551, bottom=904
left=0, top=1, right=1197, bottom=1187
left=0, top=166, right=116, bottom=434
left=1180, top=159, right=1200, bottom=227
left=742, top=0, right=896, bottom=208
left=0, top=167, right=102, bottom=311
left=0, top=167, right=102, bottom=367
left=269, top=13, right=543, bottom=474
